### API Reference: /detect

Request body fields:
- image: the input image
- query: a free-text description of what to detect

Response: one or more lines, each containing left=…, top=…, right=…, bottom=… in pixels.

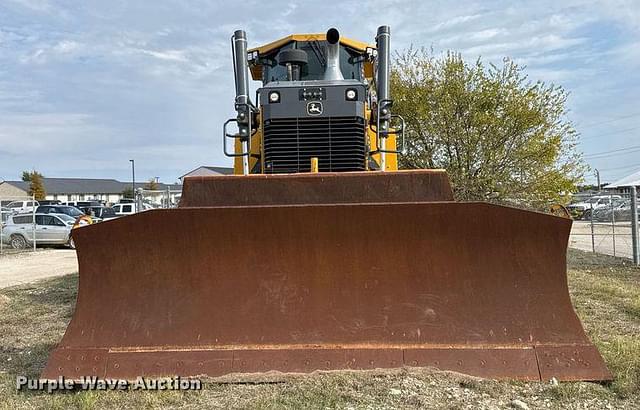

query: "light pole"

left=129, top=159, right=136, bottom=212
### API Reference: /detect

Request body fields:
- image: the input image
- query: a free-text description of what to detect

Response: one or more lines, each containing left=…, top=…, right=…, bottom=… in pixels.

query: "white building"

left=179, top=166, right=233, bottom=182
left=0, top=178, right=181, bottom=205
left=604, top=169, right=640, bottom=194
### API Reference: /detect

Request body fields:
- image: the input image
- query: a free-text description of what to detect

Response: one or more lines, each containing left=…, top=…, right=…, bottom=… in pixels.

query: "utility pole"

left=631, top=186, right=639, bottom=265
left=129, top=159, right=136, bottom=212
left=595, top=169, right=600, bottom=192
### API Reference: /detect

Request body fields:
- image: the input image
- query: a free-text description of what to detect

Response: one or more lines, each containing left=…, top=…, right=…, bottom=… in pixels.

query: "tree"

left=27, top=171, right=46, bottom=200
left=144, top=178, right=159, bottom=191
left=390, top=48, right=586, bottom=205
left=121, top=187, right=134, bottom=199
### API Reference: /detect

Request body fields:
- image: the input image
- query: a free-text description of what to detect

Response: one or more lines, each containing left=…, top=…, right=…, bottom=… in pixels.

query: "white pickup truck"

left=566, top=195, right=622, bottom=220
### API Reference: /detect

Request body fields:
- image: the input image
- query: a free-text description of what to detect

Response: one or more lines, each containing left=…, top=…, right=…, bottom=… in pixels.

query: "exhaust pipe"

left=376, top=25, right=391, bottom=170
left=322, top=28, right=344, bottom=81
left=232, top=30, right=250, bottom=106
left=376, top=26, right=390, bottom=109
left=231, top=30, right=252, bottom=174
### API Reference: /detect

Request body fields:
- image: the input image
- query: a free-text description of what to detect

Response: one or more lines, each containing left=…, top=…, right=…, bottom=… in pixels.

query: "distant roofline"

left=0, top=177, right=181, bottom=194
left=179, top=166, right=234, bottom=179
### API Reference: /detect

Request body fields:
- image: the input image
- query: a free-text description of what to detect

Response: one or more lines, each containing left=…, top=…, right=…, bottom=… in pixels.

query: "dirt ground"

left=0, top=249, right=78, bottom=288
left=0, top=249, right=638, bottom=409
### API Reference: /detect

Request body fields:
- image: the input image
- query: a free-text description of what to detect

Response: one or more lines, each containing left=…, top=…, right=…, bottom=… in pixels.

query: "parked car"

left=36, top=205, right=85, bottom=218
left=61, top=200, right=102, bottom=212
left=593, top=199, right=640, bottom=222
left=5, top=200, right=40, bottom=214
left=38, top=200, right=62, bottom=205
left=0, top=213, right=75, bottom=249
left=86, top=206, right=117, bottom=221
left=566, top=195, right=622, bottom=220
left=111, top=203, right=136, bottom=216
left=1, top=207, right=12, bottom=225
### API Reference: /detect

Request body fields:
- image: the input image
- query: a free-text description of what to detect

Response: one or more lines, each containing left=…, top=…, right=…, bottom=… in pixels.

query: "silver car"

left=0, top=213, right=76, bottom=249
left=1, top=207, right=12, bottom=225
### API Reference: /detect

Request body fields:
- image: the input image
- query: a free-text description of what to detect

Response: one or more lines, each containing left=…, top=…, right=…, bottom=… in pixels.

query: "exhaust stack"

left=231, top=30, right=252, bottom=174
left=376, top=25, right=391, bottom=169
left=322, top=28, right=344, bottom=81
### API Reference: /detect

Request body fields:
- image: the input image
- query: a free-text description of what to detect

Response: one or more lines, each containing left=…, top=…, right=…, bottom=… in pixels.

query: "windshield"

left=54, top=214, right=76, bottom=222
left=261, top=41, right=364, bottom=83
left=65, top=207, right=84, bottom=216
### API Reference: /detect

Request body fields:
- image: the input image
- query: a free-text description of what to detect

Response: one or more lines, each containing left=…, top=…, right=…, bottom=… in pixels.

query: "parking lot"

left=570, top=220, right=637, bottom=259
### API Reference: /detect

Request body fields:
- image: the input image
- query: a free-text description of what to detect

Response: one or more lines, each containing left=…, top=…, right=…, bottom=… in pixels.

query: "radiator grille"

left=263, top=116, right=366, bottom=173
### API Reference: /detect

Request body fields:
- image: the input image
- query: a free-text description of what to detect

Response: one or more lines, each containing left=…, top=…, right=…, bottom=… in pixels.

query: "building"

left=179, top=166, right=233, bottom=182
left=604, top=169, right=640, bottom=194
left=0, top=178, right=181, bottom=205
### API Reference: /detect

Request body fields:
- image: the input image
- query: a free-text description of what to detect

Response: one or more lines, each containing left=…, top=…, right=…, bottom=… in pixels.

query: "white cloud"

left=52, top=40, right=80, bottom=53
left=137, top=48, right=189, bottom=62
left=427, top=13, right=486, bottom=33
left=0, top=0, right=639, bottom=181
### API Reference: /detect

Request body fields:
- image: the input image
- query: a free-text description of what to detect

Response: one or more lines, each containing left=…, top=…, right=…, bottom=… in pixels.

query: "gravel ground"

left=0, top=249, right=78, bottom=288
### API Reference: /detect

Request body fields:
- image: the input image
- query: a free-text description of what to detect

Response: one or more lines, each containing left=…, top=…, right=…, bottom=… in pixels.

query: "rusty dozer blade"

left=42, top=171, right=612, bottom=382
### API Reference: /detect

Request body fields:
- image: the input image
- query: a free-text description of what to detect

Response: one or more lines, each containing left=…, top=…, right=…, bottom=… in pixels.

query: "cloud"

left=0, top=0, right=638, bottom=183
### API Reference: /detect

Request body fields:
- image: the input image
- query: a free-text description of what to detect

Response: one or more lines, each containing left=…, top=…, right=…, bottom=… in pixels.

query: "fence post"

left=611, top=195, right=616, bottom=257
left=32, top=194, right=36, bottom=252
left=590, top=200, right=595, bottom=253
left=631, top=186, right=639, bottom=265
left=0, top=195, right=3, bottom=254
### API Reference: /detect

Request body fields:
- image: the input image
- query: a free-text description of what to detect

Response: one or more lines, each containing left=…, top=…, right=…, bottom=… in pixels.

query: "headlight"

left=269, top=91, right=280, bottom=103
left=345, top=89, right=357, bottom=100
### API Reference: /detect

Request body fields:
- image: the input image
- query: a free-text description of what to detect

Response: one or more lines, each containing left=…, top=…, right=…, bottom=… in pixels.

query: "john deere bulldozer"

left=43, top=27, right=611, bottom=382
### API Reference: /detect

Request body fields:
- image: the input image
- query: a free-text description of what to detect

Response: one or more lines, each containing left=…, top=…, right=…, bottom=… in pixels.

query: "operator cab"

left=249, top=34, right=368, bottom=83
left=225, top=27, right=402, bottom=175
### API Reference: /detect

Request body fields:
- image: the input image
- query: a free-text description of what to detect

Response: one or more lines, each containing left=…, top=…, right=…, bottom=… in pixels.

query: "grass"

left=566, top=250, right=640, bottom=400
left=0, top=249, right=638, bottom=409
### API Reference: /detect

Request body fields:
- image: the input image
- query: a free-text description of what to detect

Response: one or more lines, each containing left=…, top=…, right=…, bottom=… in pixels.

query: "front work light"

left=345, top=89, right=357, bottom=100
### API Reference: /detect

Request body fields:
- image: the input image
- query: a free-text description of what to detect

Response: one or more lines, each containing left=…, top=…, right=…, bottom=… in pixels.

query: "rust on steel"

left=179, top=169, right=454, bottom=207
left=42, top=171, right=611, bottom=382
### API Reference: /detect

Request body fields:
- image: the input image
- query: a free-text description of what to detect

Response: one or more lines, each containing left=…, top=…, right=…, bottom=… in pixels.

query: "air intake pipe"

left=322, top=28, right=344, bottom=81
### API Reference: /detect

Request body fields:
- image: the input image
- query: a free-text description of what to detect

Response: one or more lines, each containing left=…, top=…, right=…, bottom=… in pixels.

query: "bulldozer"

left=43, top=26, right=611, bottom=382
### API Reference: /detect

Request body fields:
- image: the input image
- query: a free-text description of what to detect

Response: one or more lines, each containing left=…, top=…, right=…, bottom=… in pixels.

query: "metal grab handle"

left=369, top=109, right=406, bottom=155
left=223, top=118, right=246, bottom=157
left=222, top=101, right=254, bottom=158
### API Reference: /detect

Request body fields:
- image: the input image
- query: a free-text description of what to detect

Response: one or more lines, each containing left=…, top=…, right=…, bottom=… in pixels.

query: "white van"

left=6, top=200, right=40, bottom=214
left=111, top=203, right=136, bottom=216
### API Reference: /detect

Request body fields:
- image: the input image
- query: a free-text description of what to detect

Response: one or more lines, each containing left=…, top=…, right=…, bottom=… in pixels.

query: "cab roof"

left=248, top=33, right=373, bottom=55
left=248, top=33, right=375, bottom=82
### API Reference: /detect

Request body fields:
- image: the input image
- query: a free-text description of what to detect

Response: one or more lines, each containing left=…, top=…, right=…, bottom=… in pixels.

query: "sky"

left=0, top=0, right=638, bottom=185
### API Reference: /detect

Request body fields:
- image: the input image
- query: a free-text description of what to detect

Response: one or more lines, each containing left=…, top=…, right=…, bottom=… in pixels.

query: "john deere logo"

left=307, top=102, right=323, bottom=116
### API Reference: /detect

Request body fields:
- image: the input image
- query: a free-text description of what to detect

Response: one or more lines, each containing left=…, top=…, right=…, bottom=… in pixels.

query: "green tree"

left=121, top=187, right=134, bottom=199
left=27, top=171, right=46, bottom=200
left=144, top=178, right=159, bottom=191
left=391, top=49, right=586, bottom=205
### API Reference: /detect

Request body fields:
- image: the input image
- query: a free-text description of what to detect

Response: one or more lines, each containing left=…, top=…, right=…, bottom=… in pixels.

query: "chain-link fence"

left=482, top=190, right=640, bottom=264
left=566, top=190, right=640, bottom=262
left=0, top=195, right=38, bottom=254
left=137, top=188, right=181, bottom=211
